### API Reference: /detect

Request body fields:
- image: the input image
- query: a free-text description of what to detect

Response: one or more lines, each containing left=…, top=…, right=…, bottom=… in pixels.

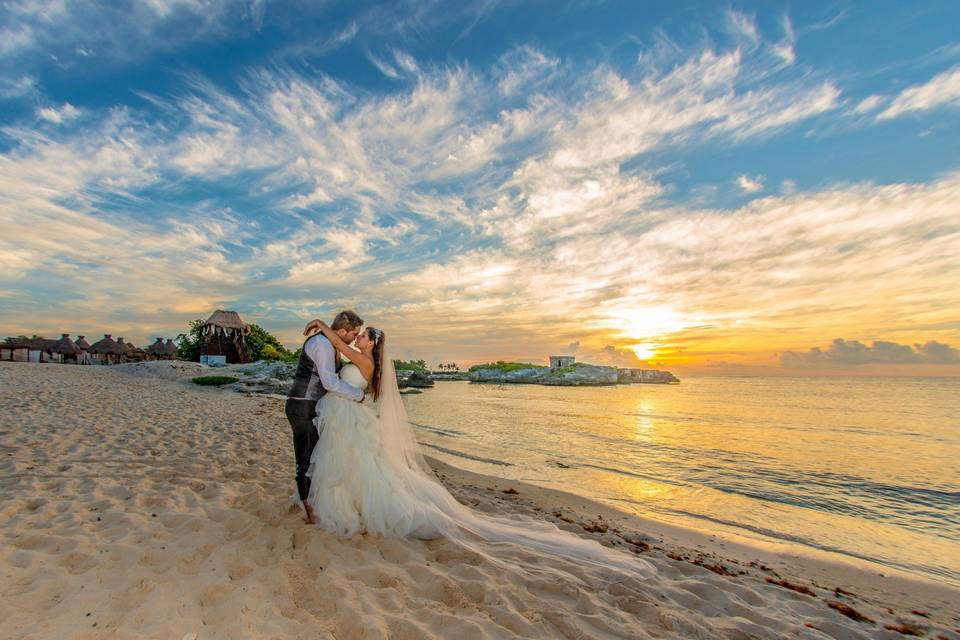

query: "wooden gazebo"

left=200, top=310, right=250, bottom=364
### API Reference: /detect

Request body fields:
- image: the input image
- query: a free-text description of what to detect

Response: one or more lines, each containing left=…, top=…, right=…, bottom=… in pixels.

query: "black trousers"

left=285, top=398, right=320, bottom=501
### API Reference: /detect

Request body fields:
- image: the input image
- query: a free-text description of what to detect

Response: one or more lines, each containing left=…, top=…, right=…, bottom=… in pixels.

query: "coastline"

left=2, top=361, right=958, bottom=639
left=427, top=456, right=960, bottom=623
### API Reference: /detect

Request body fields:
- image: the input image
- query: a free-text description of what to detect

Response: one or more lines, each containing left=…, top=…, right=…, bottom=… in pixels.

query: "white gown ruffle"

left=305, top=364, right=455, bottom=539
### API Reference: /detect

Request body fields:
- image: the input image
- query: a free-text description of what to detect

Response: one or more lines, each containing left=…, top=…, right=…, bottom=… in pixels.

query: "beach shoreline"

left=2, top=360, right=958, bottom=639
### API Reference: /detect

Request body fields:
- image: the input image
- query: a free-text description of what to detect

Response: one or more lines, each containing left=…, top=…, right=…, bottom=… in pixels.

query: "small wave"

left=627, top=503, right=960, bottom=588
left=421, top=442, right=513, bottom=466
left=411, top=421, right=467, bottom=437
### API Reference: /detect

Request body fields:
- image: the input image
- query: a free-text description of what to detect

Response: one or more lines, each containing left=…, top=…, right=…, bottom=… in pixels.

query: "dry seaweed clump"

left=883, top=622, right=924, bottom=636
left=765, top=578, right=817, bottom=597
left=827, top=600, right=874, bottom=623
left=192, top=375, right=240, bottom=386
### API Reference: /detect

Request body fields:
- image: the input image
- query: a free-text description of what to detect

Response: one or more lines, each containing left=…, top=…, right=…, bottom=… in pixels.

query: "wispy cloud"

left=877, top=65, right=960, bottom=120
left=736, top=174, right=765, bottom=193
left=36, top=102, right=79, bottom=123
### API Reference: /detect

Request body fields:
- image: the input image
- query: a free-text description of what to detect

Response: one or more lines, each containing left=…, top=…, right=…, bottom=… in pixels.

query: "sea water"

left=403, top=376, right=960, bottom=586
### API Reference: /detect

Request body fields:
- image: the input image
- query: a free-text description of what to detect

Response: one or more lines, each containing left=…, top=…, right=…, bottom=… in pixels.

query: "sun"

left=631, top=344, right=656, bottom=360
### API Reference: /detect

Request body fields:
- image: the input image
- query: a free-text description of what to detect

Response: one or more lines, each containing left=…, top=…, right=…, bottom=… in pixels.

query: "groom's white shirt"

left=304, top=334, right=364, bottom=401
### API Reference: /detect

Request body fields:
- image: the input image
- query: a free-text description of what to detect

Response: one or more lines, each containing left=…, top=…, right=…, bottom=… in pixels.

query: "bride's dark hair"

left=368, top=327, right=386, bottom=401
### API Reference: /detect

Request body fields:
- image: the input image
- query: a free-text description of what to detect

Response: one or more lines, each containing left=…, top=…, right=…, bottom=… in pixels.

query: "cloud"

left=0, top=0, right=268, bottom=67
left=367, top=51, right=402, bottom=79
left=781, top=338, right=960, bottom=367
left=725, top=9, right=759, bottom=49
left=600, top=345, right=645, bottom=367
left=36, top=102, right=79, bottom=123
left=771, top=14, right=796, bottom=65
left=736, top=174, right=765, bottom=193
left=2, top=21, right=958, bottom=365
left=0, top=74, right=35, bottom=98
left=877, top=65, right=960, bottom=120
left=854, top=94, right=883, bottom=115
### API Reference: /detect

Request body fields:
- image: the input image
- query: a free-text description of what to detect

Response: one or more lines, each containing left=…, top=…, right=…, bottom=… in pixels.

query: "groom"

left=285, top=309, right=365, bottom=524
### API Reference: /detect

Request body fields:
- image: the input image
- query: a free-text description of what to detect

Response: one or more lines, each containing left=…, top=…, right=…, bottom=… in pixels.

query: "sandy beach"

left=1, top=361, right=958, bottom=640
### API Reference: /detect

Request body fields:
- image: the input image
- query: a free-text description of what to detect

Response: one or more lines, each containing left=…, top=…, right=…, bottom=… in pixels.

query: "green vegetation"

left=468, top=361, right=546, bottom=373
left=191, top=375, right=240, bottom=386
left=393, top=359, right=429, bottom=373
left=552, top=362, right=590, bottom=375
left=175, top=319, right=204, bottom=361
left=246, top=324, right=298, bottom=362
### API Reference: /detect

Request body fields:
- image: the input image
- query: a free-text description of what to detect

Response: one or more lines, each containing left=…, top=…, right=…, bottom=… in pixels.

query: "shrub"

left=552, top=362, right=589, bottom=374
left=246, top=324, right=294, bottom=361
left=393, top=359, right=429, bottom=372
left=468, top=361, right=545, bottom=373
left=175, top=319, right=204, bottom=361
left=192, top=375, right=239, bottom=386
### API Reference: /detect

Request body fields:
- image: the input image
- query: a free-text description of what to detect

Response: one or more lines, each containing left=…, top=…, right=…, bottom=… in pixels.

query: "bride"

left=303, top=321, right=654, bottom=575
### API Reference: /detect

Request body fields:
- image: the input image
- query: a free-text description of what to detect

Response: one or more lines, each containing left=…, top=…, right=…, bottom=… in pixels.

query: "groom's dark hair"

left=331, top=310, right=363, bottom=331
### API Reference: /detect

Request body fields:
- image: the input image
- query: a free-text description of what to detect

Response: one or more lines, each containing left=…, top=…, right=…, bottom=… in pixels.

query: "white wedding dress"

left=304, top=354, right=655, bottom=578
left=305, top=362, right=455, bottom=539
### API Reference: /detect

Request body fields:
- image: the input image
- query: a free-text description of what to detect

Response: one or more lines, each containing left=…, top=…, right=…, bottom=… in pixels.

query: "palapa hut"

left=1, top=338, right=16, bottom=361
left=164, top=338, right=177, bottom=359
left=117, top=337, right=145, bottom=363
left=2, top=337, right=59, bottom=362
left=75, top=336, right=92, bottom=364
left=200, top=310, right=250, bottom=364
left=88, top=334, right=125, bottom=365
left=51, top=333, right=82, bottom=364
left=4, top=337, right=56, bottom=362
left=146, top=337, right=170, bottom=360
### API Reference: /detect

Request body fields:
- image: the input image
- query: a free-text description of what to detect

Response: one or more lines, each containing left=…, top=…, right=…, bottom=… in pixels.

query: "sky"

left=1, top=0, right=959, bottom=375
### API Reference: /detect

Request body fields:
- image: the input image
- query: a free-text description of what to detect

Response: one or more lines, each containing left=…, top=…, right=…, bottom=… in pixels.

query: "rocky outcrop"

left=469, top=367, right=546, bottom=384
left=468, top=364, right=619, bottom=386
left=617, top=368, right=680, bottom=384
left=542, top=364, right=619, bottom=386
left=429, top=371, right=470, bottom=381
left=403, top=371, right=435, bottom=388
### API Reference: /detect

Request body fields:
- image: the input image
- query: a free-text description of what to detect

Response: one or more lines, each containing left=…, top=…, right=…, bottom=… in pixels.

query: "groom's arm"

left=304, top=335, right=364, bottom=401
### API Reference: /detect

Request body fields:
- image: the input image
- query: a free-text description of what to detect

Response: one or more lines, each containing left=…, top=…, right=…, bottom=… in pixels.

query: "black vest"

left=287, top=335, right=341, bottom=401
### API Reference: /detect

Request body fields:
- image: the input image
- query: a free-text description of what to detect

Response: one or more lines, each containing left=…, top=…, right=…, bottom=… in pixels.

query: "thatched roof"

left=4, top=337, right=55, bottom=351
left=52, top=333, right=81, bottom=356
left=117, top=337, right=138, bottom=356
left=75, top=336, right=91, bottom=350
left=89, top=334, right=124, bottom=355
left=204, top=310, right=248, bottom=331
left=146, top=338, right=167, bottom=355
left=164, top=338, right=177, bottom=356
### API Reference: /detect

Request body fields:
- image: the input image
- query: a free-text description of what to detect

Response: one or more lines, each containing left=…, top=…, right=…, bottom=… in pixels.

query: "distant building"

left=549, top=355, right=576, bottom=369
